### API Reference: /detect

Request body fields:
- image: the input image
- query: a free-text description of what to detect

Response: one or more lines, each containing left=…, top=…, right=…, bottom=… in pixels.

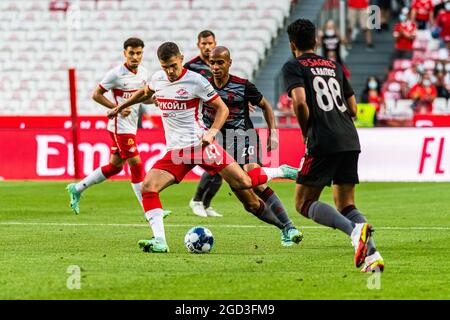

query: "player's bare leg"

left=244, top=163, right=303, bottom=246
left=67, top=153, right=125, bottom=214
left=333, top=184, right=384, bottom=272
left=138, top=169, right=176, bottom=253
left=296, top=184, right=372, bottom=268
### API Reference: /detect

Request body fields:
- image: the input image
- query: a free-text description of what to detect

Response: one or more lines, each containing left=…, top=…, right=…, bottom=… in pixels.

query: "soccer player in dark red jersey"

left=184, top=30, right=216, bottom=79
left=200, top=46, right=303, bottom=246
left=282, top=19, right=384, bottom=272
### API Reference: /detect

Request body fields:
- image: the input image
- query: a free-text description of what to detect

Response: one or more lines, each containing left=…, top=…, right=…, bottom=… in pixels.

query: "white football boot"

left=189, top=199, right=207, bottom=217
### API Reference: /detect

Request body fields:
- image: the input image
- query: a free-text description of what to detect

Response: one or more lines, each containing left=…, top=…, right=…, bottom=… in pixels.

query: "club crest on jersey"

left=175, top=88, right=189, bottom=99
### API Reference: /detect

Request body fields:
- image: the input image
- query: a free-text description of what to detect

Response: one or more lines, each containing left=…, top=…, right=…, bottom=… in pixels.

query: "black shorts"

left=296, top=151, right=360, bottom=187
left=377, top=0, right=391, bottom=9
left=221, top=131, right=262, bottom=166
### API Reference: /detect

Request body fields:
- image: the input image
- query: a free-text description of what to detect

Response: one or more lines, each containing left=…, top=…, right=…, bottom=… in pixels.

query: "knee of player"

left=141, top=180, right=158, bottom=193
left=236, top=175, right=252, bottom=190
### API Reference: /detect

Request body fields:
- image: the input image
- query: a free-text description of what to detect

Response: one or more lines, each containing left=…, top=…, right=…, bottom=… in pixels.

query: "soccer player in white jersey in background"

left=66, top=38, right=170, bottom=217
left=108, top=42, right=300, bottom=253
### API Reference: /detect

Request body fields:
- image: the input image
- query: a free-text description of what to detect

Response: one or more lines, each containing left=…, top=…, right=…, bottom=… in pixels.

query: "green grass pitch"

left=1, top=181, right=450, bottom=299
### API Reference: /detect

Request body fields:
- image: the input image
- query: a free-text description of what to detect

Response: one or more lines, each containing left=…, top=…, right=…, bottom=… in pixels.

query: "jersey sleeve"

left=196, top=75, right=219, bottom=103
left=98, top=69, right=118, bottom=91
left=282, top=59, right=305, bottom=97
left=245, top=80, right=263, bottom=105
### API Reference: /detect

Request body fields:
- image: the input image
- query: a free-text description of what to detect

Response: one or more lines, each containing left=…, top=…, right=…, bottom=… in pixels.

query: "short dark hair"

left=157, top=42, right=181, bottom=61
left=197, top=30, right=215, bottom=42
left=123, top=37, right=144, bottom=50
left=287, top=19, right=316, bottom=51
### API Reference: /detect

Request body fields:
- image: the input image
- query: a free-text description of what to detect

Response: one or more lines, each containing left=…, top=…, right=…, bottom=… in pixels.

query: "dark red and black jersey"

left=282, top=52, right=360, bottom=156
left=203, top=75, right=263, bottom=132
left=183, top=55, right=213, bottom=79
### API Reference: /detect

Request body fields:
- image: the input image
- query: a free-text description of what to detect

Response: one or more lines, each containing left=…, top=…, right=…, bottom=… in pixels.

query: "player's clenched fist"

left=201, top=130, right=216, bottom=146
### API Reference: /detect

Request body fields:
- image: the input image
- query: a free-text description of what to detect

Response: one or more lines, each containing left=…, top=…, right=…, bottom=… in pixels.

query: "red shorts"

left=152, top=142, right=235, bottom=182
left=109, top=132, right=139, bottom=159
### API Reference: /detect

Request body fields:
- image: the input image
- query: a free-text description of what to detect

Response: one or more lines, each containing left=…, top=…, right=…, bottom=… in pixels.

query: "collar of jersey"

left=212, top=74, right=232, bottom=90
left=171, top=68, right=188, bottom=82
left=124, top=63, right=138, bottom=74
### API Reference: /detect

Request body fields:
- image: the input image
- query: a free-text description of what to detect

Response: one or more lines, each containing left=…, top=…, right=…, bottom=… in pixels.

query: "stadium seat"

left=1, top=0, right=287, bottom=115
left=433, top=98, right=450, bottom=114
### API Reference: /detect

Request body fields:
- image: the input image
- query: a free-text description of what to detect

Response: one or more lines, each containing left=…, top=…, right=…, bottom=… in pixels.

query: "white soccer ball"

left=184, top=226, right=214, bottom=254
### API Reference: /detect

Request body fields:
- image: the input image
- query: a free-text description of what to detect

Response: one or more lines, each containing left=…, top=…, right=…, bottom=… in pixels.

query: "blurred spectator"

left=378, top=0, right=392, bottom=31
left=411, top=0, right=434, bottom=30
left=433, top=0, right=449, bottom=18
left=392, top=11, right=417, bottom=60
left=408, top=73, right=438, bottom=113
left=361, top=76, right=383, bottom=114
left=403, top=62, right=424, bottom=88
left=277, top=92, right=294, bottom=115
left=347, top=0, right=374, bottom=50
left=436, top=76, right=450, bottom=98
left=438, top=40, right=450, bottom=60
left=318, top=20, right=344, bottom=64
left=434, top=2, right=450, bottom=44
left=327, top=51, right=351, bottom=79
left=434, top=62, right=450, bottom=98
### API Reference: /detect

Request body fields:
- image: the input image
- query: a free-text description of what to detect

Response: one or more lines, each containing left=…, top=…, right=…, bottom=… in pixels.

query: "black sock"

left=342, top=206, right=377, bottom=256
left=202, top=174, right=223, bottom=208
left=193, top=172, right=214, bottom=202
left=258, top=187, right=294, bottom=230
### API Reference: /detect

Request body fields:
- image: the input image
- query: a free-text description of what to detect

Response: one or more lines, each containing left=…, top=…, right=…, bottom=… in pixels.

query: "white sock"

left=131, top=182, right=143, bottom=208
left=75, top=167, right=106, bottom=193
left=144, top=208, right=166, bottom=240
left=261, top=167, right=283, bottom=181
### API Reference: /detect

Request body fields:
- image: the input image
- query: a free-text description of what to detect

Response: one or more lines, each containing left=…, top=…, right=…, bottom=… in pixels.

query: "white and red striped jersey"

left=98, top=63, right=149, bottom=134
left=149, top=68, right=219, bottom=150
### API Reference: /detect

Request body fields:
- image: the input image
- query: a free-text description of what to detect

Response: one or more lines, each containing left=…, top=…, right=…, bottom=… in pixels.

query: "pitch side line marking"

left=1, top=222, right=450, bottom=230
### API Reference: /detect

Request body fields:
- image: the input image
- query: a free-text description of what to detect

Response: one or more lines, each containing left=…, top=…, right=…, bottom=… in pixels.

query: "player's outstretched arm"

left=201, top=97, right=229, bottom=145
left=290, top=87, right=309, bottom=140
left=92, top=86, right=117, bottom=110
left=346, top=95, right=358, bottom=117
left=257, top=97, right=279, bottom=151
left=108, top=86, right=154, bottom=118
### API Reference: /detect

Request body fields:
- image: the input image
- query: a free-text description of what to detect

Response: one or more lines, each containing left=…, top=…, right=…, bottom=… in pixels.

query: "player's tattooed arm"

left=107, top=86, right=155, bottom=118
left=257, top=97, right=279, bottom=151
left=201, top=96, right=229, bottom=146
left=346, top=95, right=358, bottom=117
left=290, top=87, right=309, bottom=141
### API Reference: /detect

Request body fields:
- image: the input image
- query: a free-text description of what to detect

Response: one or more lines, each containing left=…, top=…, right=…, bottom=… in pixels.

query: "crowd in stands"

left=381, top=0, right=450, bottom=123
left=277, top=0, right=450, bottom=127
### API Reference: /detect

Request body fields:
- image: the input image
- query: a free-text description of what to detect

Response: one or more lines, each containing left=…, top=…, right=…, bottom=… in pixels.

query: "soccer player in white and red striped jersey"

left=108, top=42, right=299, bottom=253
left=66, top=38, right=169, bottom=216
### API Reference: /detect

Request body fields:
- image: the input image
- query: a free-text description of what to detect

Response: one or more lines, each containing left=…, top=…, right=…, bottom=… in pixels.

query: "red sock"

left=142, top=192, right=162, bottom=212
left=101, top=163, right=122, bottom=178
left=247, top=168, right=268, bottom=188
left=130, top=162, right=145, bottom=183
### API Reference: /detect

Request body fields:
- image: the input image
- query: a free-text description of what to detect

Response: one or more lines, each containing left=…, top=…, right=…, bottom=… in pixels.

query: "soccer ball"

left=184, top=226, right=214, bottom=254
